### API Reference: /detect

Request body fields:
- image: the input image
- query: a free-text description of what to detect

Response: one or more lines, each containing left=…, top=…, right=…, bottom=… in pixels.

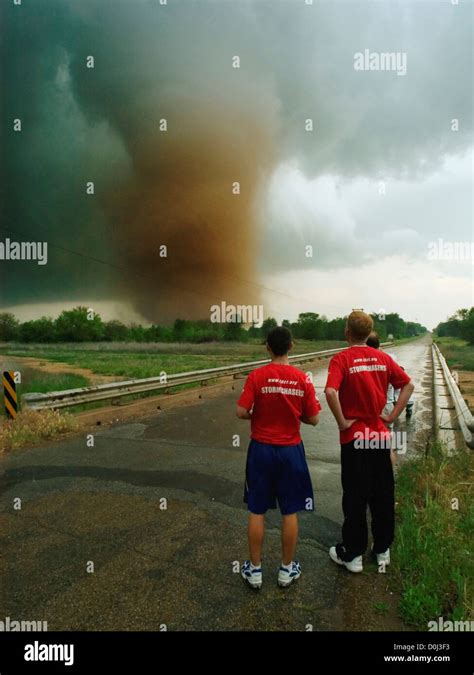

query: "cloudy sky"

left=0, top=0, right=472, bottom=329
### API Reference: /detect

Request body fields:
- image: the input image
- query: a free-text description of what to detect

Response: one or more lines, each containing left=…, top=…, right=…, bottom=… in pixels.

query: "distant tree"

left=261, top=317, right=278, bottom=338
left=325, top=318, right=346, bottom=340
left=147, top=324, right=166, bottom=342
left=436, top=319, right=454, bottom=337
left=384, top=313, right=405, bottom=339
left=223, top=321, right=247, bottom=342
left=173, top=319, right=187, bottom=341
left=55, top=307, right=104, bottom=342
left=0, top=312, right=20, bottom=341
left=128, top=324, right=148, bottom=342
left=435, top=309, right=467, bottom=339
left=104, top=320, right=129, bottom=342
left=20, top=317, right=56, bottom=342
left=193, top=319, right=223, bottom=343
left=298, top=312, right=319, bottom=322
left=297, top=312, right=322, bottom=340
left=247, top=322, right=262, bottom=338
left=1, top=307, right=428, bottom=345
left=460, top=307, right=474, bottom=345
left=154, top=325, right=174, bottom=342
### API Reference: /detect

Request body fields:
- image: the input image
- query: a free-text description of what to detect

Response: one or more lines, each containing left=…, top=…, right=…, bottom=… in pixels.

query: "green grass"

left=21, top=371, right=89, bottom=394
left=435, top=337, right=474, bottom=372
left=1, top=340, right=346, bottom=380
left=373, top=602, right=390, bottom=615
left=394, top=443, right=473, bottom=629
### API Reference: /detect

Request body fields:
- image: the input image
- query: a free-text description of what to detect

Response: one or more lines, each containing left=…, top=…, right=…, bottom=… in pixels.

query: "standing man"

left=236, top=326, right=321, bottom=589
left=325, top=311, right=414, bottom=572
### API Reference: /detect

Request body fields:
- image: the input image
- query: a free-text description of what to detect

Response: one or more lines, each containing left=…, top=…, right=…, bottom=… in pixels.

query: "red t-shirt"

left=237, top=363, right=322, bottom=445
left=325, top=346, right=411, bottom=444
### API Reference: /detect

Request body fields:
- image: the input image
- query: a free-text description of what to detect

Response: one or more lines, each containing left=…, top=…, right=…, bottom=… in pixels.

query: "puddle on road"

left=388, top=340, right=433, bottom=457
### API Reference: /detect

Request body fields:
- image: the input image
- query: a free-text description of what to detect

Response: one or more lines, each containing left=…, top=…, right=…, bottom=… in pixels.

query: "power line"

left=0, top=225, right=353, bottom=314
left=1, top=224, right=345, bottom=317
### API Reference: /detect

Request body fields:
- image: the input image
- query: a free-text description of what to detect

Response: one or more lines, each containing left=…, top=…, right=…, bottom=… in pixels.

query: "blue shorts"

left=244, top=439, right=315, bottom=515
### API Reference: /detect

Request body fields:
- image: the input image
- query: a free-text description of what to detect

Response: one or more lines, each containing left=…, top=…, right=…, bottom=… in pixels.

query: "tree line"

left=434, top=308, right=474, bottom=345
left=0, top=307, right=427, bottom=344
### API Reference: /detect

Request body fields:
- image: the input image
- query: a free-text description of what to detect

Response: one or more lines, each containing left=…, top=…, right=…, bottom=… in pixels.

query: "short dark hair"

left=366, top=331, right=380, bottom=349
left=267, top=326, right=292, bottom=356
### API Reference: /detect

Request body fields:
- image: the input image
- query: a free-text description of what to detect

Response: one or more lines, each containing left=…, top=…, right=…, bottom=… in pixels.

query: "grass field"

left=0, top=339, right=347, bottom=425
left=19, top=369, right=90, bottom=394
left=394, top=443, right=473, bottom=628
left=0, top=339, right=346, bottom=380
left=436, top=337, right=474, bottom=372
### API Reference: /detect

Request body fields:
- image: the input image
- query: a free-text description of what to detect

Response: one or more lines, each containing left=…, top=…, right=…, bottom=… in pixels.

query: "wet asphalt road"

left=0, top=337, right=433, bottom=631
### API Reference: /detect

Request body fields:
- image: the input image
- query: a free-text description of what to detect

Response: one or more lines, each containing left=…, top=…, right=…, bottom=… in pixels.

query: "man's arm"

left=325, top=387, right=357, bottom=431
left=381, top=381, right=414, bottom=424
left=236, top=405, right=251, bottom=420
left=301, top=413, right=320, bottom=426
left=236, top=372, right=254, bottom=420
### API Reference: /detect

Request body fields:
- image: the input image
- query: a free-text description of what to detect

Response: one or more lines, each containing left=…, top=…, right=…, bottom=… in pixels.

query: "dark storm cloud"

left=0, top=0, right=471, bottom=319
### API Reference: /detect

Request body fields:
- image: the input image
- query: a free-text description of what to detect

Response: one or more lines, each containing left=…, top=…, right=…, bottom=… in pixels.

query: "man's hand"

left=301, top=413, right=320, bottom=426
left=382, top=381, right=415, bottom=425
left=325, top=387, right=357, bottom=432
left=339, top=418, right=357, bottom=431
left=380, top=412, right=394, bottom=425
left=236, top=405, right=251, bottom=420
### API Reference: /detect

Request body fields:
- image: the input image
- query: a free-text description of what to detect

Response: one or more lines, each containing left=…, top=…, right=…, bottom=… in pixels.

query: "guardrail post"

left=3, top=371, right=18, bottom=420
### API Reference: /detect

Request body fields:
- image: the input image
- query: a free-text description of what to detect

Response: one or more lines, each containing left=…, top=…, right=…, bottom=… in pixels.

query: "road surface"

left=0, top=337, right=433, bottom=631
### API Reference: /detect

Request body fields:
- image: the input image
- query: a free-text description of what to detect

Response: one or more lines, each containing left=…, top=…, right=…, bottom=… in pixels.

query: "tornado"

left=102, top=88, right=277, bottom=321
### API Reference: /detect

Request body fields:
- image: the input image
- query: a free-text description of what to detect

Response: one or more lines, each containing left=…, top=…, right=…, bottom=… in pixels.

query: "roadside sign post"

left=3, top=371, right=18, bottom=419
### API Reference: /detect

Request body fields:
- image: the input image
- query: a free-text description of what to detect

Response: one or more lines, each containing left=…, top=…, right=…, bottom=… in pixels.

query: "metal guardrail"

left=432, top=342, right=474, bottom=449
left=22, top=342, right=393, bottom=411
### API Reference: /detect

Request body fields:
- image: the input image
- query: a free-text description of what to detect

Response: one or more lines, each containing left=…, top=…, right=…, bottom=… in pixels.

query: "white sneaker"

left=241, top=560, right=262, bottom=589
left=329, top=546, right=363, bottom=573
left=375, top=549, right=390, bottom=566
left=278, top=561, right=301, bottom=587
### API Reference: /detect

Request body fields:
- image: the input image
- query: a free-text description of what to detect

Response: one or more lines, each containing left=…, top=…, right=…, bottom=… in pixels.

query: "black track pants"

left=336, top=441, right=395, bottom=562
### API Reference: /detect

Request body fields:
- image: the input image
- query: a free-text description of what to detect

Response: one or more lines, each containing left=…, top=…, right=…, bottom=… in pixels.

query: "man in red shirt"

left=236, top=326, right=321, bottom=589
left=325, top=311, right=414, bottom=573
